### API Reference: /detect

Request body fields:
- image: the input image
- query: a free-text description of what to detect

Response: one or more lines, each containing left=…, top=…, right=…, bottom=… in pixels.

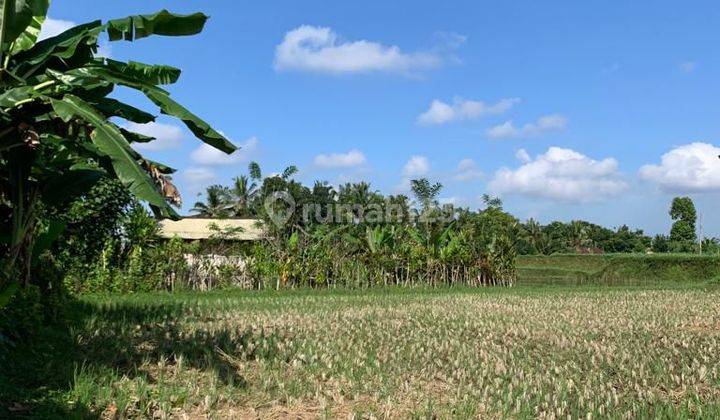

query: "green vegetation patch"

left=517, top=253, right=720, bottom=286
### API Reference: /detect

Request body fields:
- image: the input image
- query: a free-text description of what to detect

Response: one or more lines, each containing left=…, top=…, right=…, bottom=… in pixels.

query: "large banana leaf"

left=92, top=97, right=155, bottom=123
left=41, top=167, right=105, bottom=206
left=74, top=65, right=236, bottom=154
left=143, top=88, right=235, bottom=154
left=106, top=10, right=208, bottom=41
left=0, top=0, right=49, bottom=52
left=8, top=0, right=49, bottom=54
left=49, top=94, right=178, bottom=218
left=119, top=128, right=154, bottom=143
left=103, top=59, right=181, bottom=85
left=12, top=20, right=102, bottom=77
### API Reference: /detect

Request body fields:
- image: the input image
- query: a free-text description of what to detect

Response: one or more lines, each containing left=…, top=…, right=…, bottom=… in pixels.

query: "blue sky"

left=46, top=0, right=720, bottom=236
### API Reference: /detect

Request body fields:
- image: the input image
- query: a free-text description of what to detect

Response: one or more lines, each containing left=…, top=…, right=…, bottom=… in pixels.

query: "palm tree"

left=523, top=218, right=546, bottom=254
left=0, top=4, right=235, bottom=291
left=230, top=175, right=257, bottom=217
left=410, top=178, right=442, bottom=211
left=191, top=185, right=231, bottom=218
left=568, top=220, right=591, bottom=250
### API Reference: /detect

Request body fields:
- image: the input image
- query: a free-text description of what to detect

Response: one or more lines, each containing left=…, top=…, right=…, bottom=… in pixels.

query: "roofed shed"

left=159, top=218, right=264, bottom=241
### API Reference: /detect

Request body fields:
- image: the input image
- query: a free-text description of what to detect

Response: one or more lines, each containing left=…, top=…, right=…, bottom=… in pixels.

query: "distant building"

left=159, top=218, right=264, bottom=241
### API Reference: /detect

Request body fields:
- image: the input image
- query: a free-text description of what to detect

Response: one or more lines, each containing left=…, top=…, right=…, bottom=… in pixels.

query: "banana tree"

left=0, top=2, right=236, bottom=292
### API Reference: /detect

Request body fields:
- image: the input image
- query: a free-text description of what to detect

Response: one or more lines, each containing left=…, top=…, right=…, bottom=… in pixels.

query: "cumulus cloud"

left=515, top=148, right=531, bottom=163
left=39, top=17, right=76, bottom=40
left=394, top=155, right=431, bottom=193
left=127, top=122, right=183, bottom=151
left=190, top=136, right=258, bottom=166
left=488, top=147, right=627, bottom=202
left=274, top=25, right=457, bottom=74
left=417, top=97, right=520, bottom=125
left=639, top=142, right=720, bottom=192
left=454, top=158, right=483, bottom=181
left=402, top=155, right=430, bottom=177
left=313, top=149, right=366, bottom=168
left=486, top=114, right=568, bottom=139
left=181, top=167, right=216, bottom=195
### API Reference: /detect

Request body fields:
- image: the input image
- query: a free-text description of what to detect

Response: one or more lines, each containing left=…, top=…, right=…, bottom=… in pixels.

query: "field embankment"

left=517, top=253, right=720, bottom=286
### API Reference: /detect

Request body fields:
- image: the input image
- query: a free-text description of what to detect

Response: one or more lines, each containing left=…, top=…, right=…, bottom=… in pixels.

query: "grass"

left=517, top=253, right=720, bottom=286
left=2, top=284, right=720, bottom=418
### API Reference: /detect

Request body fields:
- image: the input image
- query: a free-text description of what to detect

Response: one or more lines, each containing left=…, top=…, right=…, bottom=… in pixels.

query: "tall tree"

left=191, top=185, right=231, bottom=218
left=0, top=3, right=235, bottom=292
left=669, top=196, right=697, bottom=250
left=410, top=178, right=442, bottom=211
left=230, top=175, right=257, bottom=217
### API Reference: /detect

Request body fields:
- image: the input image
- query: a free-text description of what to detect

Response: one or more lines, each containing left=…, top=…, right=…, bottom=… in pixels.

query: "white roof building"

left=159, top=218, right=264, bottom=241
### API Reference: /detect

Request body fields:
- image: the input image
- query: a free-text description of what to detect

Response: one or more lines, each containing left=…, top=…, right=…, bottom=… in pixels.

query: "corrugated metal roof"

left=159, top=218, right=264, bottom=240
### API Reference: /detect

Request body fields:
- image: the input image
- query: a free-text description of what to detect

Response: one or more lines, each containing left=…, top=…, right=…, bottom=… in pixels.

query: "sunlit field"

left=4, top=285, right=719, bottom=418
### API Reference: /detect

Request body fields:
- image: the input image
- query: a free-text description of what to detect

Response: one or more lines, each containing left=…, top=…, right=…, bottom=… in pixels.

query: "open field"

left=517, top=254, right=720, bottom=286
left=3, top=285, right=720, bottom=418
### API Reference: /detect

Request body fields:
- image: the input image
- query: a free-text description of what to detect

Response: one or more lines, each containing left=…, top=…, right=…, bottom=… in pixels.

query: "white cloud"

left=127, top=122, right=183, bottom=151
left=639, top=142, right=720, bottom=192
left=439, top=196, right=462, bottom=206
left=190, top=136, right=258, bottom=166
left=515, top=148, right=531, bottom=163
left=402, top=155, right=430, bottom=177
left=181, top=167, right=216, bottom=195
left=274, top=25, right=454, bottom=74
left=486, top=114, right=568, bottom=139
left=395, top=155, right=431, bottom=193
left=680, top=61, right=698, bottom=72
left=39, top=17, right=76, bottom=40
left=313, top=149, right=366, bottom=168
left=488, top=147, right=627, bottom=202
left=454, top=158, right=483, bottom=181
left=418, top=97, right=520, bottom=125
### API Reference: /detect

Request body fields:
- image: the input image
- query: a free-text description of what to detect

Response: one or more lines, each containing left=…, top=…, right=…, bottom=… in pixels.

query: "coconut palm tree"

left=568, top=220, right=591, bottom=250
left=523, top=218, right=547, bottom=254
left=230, top=175, right=257, bottom=217
left=191, top=185, right=231, bottom=218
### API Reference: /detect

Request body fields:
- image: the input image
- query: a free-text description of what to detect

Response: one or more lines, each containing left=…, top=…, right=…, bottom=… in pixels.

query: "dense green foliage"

left=189, top=163, right=518, bottom=289
left=0, top=2, right=233, bottom=306
left=669, top=196, right=698, bottom=251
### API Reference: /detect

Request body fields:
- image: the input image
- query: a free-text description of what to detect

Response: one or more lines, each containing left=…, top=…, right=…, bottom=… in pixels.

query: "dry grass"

left=55, top=286, right=720, bottom=418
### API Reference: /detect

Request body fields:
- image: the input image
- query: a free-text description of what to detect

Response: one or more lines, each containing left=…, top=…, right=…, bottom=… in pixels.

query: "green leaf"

left=41, top=167, right=105, bottom=206
left=106, top=10, right=208, bottom=41
left=104, top=59, right=181, bottom=85
left=119, top=128, right=154, bottom=143
left=32, top=220, right=66, bottom=263
left=9, top=1, right=48, bottom=54
left=92, top=97, right=155, bottom=123
left=0, top=85, right=34, bottom=107
left=49, top=94, right=178, bottom=219
left=0, top=282, right=20, bottom=310
left=67, top=65, right=235, bottom=154
left=0, top=0, right=49, bottom=53
left=143, top=88, right=236, bottom=154
left=12, top=20, right=102, bottom=77
left=144, top=159, right=175, bottom=174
